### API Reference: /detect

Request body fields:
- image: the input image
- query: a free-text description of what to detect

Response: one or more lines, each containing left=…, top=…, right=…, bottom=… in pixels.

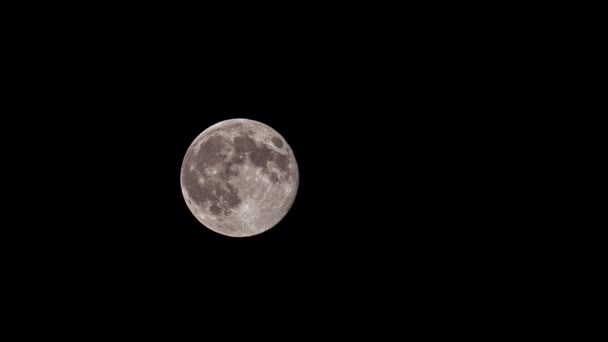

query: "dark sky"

left=80, top=16, right=415, bottom=340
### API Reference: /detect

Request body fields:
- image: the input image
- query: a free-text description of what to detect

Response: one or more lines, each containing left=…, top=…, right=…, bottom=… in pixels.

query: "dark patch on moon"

left=274, top=153, right=289, bottom=173
left=209, top=203, right=222, bottom=216
left=233, top=135, right=257, bottom=153
left=199, top=135, right=228, bottom=167
left=233, top=153, right=246, bottom=164
left=250, top=144, right=273, bottom=168
left=182, top=174, right=207, bottom=204
left=269, top=172, right=279, bottom=183
left=234, top=134, right=275, bottom=170
left=271, top=136, right=284, bottom=148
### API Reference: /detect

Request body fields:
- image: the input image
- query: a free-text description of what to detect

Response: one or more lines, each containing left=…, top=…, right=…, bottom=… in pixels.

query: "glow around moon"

left=180, top=118, right=299, bottom=237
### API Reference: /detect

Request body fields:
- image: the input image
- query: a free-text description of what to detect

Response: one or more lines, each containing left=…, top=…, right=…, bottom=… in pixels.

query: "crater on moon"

left=180, top=118, right=299, bottom=237
left=271, top=136, right=284, bottom=148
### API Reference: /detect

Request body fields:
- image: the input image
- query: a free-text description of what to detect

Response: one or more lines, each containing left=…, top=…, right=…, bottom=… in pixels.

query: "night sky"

left=80, top=16, right=415, bottom=340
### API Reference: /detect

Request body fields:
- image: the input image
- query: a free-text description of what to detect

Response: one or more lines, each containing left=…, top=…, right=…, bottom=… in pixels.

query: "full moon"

left=180, top=118, right=299, bottom=237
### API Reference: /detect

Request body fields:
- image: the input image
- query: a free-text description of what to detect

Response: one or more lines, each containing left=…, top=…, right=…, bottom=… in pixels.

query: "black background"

left=80, top=16, right=415, bottom=340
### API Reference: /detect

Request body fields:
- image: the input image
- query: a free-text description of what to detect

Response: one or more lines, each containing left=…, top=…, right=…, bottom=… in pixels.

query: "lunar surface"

left=180, top=118, right=299, bottom=237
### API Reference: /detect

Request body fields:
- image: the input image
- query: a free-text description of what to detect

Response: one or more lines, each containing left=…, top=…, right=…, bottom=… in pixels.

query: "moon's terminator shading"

left=180, top=119, right=299, bottom=237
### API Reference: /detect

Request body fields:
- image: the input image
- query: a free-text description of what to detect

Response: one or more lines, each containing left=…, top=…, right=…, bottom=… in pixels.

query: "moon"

left=180, top=118, right=299, bottom=237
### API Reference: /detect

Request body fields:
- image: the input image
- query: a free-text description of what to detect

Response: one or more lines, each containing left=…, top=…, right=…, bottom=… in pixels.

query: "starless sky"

left=80, top=16, right=415, bottom=340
